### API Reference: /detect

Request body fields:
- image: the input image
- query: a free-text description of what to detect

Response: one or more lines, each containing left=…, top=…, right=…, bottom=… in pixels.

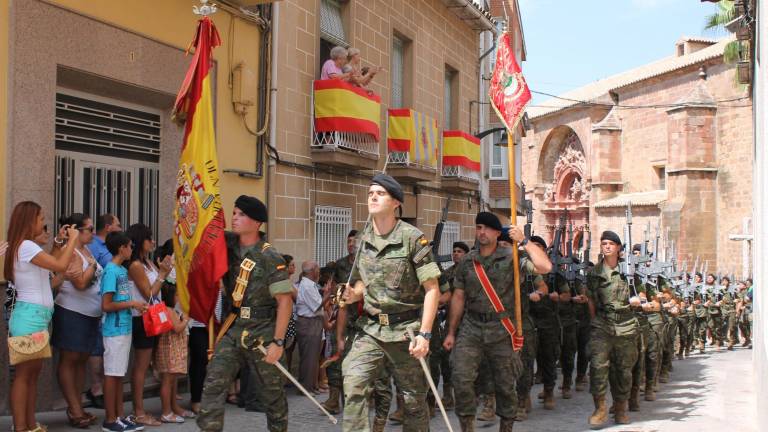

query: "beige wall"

left=271, top=0, right=487, bottom=263
left=522, top=58, right=753, bottom=273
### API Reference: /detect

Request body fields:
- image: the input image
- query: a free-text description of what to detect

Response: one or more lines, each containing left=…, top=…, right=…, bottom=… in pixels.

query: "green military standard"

left=444, top=213, right=551, bottom=432
left=586, top=231, right=642, bottom=428
left=341, top=174, right=443, bottom=432
left=198, top=196, right=294, bottom=432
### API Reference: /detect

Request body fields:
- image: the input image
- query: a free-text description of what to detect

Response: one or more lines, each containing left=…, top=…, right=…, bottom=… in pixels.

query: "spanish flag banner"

left=386, top=108, right=439, bottom=168
left=443, top=130, right=481, bottom=171
left=314, top=80, right=381, bottom=140
left=171, top=17, right=228, bottom=324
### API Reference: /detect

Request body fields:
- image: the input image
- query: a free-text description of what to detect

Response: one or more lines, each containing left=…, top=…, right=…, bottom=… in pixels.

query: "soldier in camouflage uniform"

left=558, top=272, right=579, bottom=401
left=736, top=280, right=752, bottom=347
left=530, top=264, right=564, bottom=411
left=676, top=275, right=693, bottom=359
left=574, top=272, right=592, bottom=392
left=586, top=231, right=643, bottom=428
left=198, top=196, right=294, bottom=432
left=443, top=213, right=552, bottom=432
left=658, top=282, right=679, bottom=383
left=340, top=174, right=444, bottom=432
left=704, top=273, right=723, bottom=348
left=719, top=277, right=739, bottom=350
left=426, top=241, right=468, bottom=415
left=692, top=273, right=709, bottom=353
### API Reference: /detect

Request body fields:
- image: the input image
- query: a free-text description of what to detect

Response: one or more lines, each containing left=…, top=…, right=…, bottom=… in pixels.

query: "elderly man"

left=296, top=260, right=325, bottom=393
left=321, top=46, right=351, bottom=80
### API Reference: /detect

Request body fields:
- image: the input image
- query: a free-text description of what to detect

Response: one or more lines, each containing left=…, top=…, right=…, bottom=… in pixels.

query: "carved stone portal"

left=543, top=132, right=589, bottom=205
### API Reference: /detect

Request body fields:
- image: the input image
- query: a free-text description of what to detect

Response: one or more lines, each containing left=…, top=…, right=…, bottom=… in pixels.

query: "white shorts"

left=103, top=334, right=132, bottom=377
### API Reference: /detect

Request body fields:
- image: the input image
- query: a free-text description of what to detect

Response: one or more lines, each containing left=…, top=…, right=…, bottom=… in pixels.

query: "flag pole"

left=507, top=131, right=523, bottom=334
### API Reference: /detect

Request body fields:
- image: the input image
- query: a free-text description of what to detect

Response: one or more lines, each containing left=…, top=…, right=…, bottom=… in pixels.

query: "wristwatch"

left=519, top=237, right=529, bottom=247
left=272, top=338, right=285, bottom=347
left=418, top=331, right=432, bottom=340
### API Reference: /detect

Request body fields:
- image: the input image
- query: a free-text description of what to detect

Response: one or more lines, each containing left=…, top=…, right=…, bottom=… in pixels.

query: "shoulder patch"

left=261, top=242, right=272, bottom=252
left=413, top=244, right=432, bottom=264
left=276, top=264, right=286, bottom=271
left=418, top=237, right=429, bottom=247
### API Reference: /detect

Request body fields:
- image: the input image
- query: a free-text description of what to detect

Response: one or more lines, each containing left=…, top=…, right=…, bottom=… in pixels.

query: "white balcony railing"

left=387, top=151, right=438, bottom=172
left=311, top=130, right=380, bottom=159
left=442, top=165, right=481, bottom=183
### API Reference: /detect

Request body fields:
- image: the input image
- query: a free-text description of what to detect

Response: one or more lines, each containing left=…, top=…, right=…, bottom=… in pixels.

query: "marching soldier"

left=719, top=276, right=739, bottom=350
left=198, top=196, right=294, bottom=432
left=530, top=255, right=564, bottom=411
left=736, top=280, right=752, bottom=348
left=559, top=270, right=579, bottom=401
left=444, top=212, right=551, bottom=432
left=658, top=284, right=679, bottom=384
left=573, top=268, right=592, bottom=392
left=427, top=241, right=469, bottom=414
left=676, top=276, right=693, bottom=359
left=340, top=174, right=444, bottom=432
left=586, top=231, right=643, bottom=428
left=704, top=273, right=723, bottom=348
left=692, top=273, right=709, bottom=353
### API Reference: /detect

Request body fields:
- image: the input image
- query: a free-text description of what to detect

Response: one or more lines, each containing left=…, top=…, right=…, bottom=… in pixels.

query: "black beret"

left=235, top=195, right=267, bottom=222
left=600, top=230, right=622, bottom=245
left=348, top=230, right=358, bottom=238
left=452, top=241, right=470, bottom=253
left=632, top=243, right=642, bottom=253
left=475, top=212, right=502, bottom=232
left=370, top=174, right=404, bottom=203
left=530, top=235, right=547, bottom=250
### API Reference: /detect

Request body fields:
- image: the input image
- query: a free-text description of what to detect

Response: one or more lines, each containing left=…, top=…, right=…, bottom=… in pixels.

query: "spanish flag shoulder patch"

left=418, top=237, right=429, bottom=247
left=276, top=264, right=286, bottom=271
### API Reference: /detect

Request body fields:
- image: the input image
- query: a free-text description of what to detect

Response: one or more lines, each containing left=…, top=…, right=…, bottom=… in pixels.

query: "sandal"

left=66, top=409, right=91, bottom=429
left=160, top=413, right=185, bottom=424
left=132, top=414, right=162, bottom=426
left=82, top=411, right=98, bottom=425
left=175, top=410, right=196, bottom=419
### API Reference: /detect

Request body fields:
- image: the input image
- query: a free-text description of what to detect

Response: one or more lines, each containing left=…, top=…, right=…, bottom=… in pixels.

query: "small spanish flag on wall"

left=386, top=109, right=439, bottom=168
left=313, top=80, right=381, bottom=140
left=443, top=130, right=480, bottom=171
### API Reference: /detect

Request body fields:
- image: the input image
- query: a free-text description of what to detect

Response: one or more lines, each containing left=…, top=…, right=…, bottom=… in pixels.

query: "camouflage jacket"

left=351, top=219, right=442, bottom=342
left=587, top=260, right=645, bottom=333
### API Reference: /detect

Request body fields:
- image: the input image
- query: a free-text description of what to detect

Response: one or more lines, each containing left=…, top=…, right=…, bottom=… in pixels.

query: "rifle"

left=620, top=203, right=642, bottom=299
left=521, top=183, right=536, bottom=294
left=431, top=196, right=453, bottom=267
left=548, top=213, right=566, bottom=294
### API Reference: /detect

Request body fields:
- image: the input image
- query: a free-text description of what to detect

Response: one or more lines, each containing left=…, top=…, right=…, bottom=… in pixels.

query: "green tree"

left=704, top=1, right=742, bottom=64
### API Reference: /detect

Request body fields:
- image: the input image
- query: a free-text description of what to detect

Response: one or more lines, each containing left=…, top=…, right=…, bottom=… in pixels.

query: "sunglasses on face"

left=78, top=226, right=95, bottom=233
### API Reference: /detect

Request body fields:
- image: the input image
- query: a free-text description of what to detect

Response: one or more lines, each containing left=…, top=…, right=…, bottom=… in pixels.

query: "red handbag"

left=142, top=297, right=174, bottom=337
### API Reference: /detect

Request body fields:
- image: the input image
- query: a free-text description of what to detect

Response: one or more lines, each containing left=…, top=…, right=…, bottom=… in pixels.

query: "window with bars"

left=438, top=221, right=461, bottom=269
left=444, top=68, right=454, bottom=130
left=391, top=35, right=404, bottom=108
left=54, top=90, right=161, bottom=239
left=314, top=206, right=352, bottom=266
left=320, top=0, right=347, bottom=48
left=490, top=131, right=508, bottom=179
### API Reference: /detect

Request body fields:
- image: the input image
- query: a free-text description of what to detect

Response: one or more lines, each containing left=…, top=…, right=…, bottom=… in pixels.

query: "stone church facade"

left=523, top=36, right=753, bottom=277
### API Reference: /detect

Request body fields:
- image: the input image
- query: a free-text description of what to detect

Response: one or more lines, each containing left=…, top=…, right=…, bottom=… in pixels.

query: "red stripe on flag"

left=443, top=156, right=481, bottom=171
left=187, top=210, right=228, bottom=322
left=387, top=138, right=411, bottom=152
left=314, top=117, right=380, bottom=140
left=388, top=108, right=412, bottom=117
left=443, top=130, right=480, bottom=145
left=313, top=79, right=382, bottom=102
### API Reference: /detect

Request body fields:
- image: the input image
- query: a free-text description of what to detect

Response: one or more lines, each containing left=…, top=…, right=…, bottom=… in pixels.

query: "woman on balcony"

left=343, top=47, right=379, bottom=88
left=321, top=46, right=351, bottom=81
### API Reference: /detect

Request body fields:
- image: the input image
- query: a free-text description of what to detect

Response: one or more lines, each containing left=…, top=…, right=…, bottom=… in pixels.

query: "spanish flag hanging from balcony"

left=443, top=130, right=480, bottom=171
left=387, top=109, right=439, bottom=168
left=314, top=80, right=381, bottom=140
left=171, top=16, right=228, bottom=324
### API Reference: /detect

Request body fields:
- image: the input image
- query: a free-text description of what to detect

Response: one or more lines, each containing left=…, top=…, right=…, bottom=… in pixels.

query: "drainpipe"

left=266, top=2, right=279, bottom=225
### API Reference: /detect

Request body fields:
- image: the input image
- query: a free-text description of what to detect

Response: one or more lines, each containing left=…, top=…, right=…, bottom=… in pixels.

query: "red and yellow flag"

left=314, top=80, right=381, bottom=140
left=489, top=32, right=531, bottom=132
left=443, top=130, right=480, bottom=171
left=171, top=17, right=228, bottom=324
left=386, top=108, right=439, bottom=168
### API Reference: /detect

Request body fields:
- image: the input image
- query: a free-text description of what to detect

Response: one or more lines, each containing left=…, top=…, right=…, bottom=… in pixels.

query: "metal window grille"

left=314, top=206, right=352, bottom=266
left=54, top=90, right=161, bottom=239
left=489, top=131, right=507, bottom=179
left=439, top=221, right=460, bottom=269
left=391, top=36, right=404, bottom=108
left=320, top=0, right=347, bottom=47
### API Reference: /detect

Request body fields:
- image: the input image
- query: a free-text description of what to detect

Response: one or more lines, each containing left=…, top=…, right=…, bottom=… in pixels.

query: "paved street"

left=0, top=346, right=756, bottom=432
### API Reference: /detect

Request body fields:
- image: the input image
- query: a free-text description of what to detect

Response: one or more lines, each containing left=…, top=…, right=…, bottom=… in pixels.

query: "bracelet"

left=54, top=237, right=64, bottom=245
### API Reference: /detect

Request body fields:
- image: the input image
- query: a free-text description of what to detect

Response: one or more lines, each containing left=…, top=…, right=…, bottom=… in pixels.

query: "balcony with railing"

left=310, top=79, right=381, bottom=170
left=441, top=130, right=481, bottom=192
left=385, top=109, right=439, bottom=183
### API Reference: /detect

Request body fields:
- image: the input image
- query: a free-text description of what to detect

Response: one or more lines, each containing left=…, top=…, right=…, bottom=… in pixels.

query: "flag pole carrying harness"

left=472, top=260, right=519, bottom=340
left=208, top=258, right=256, bottom=360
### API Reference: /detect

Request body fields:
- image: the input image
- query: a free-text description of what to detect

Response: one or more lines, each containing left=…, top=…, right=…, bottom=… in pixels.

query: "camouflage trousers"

left=576, top=323, right=591, bottom=378
left=660, top=319, right=676, bottom=374
left=451, top=319, right=523, bottom=419
left=724, top=313, right=739, bottom=345
left=589, top=325, right=639, bottom=401
left=560, top=322, right=578, bottom=383
left=342, top=332, right=427, bottom=432
left=428, top=316, right=451, bottom=400
left=694, top=317, right=708, bottom=345
left=536, top=326, right=560, bottom=388
left=677, top=317, right=691, bottom=354
left=707, top=313, right=723, bottom=344
left=632, top=322, right=661, bottom=389
left=197, top=327, right=287, bottom=432
left=517, top=326, right=538, bottom=399
left=739, top=313, right=751, bottom=341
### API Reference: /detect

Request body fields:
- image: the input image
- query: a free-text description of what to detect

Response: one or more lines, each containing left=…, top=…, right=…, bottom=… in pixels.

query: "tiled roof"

left=594, top=190, right=668, bottom=209
left=528, top=36, right=735, bottom=120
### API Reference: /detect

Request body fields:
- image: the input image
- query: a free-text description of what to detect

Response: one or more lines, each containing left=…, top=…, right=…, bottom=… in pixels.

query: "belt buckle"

left=240, top=307, right=251, bottom=319
left=378, top=313, right=390, bottom=326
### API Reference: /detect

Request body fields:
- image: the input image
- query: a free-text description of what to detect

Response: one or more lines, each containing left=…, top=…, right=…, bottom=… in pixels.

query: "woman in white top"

left=51, top=213, right=102, bottom=428
left=125, top=223, right=172, bottom=426
left=4, top=201, right=78, bottom=432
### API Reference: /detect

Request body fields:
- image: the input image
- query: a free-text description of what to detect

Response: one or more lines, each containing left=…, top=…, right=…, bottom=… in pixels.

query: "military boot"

left=699, top=341, right=705, bottom=354
left=442, top=384, right=455, bottom=410
left=427, top=394, right=436, bottom=418
left=644, top=380, right=656, bottom=401
left=659, top=370, right=670, bottom=383
left=562, top=377, right=573, bottom=399
left=389, top=394, right=405, bottom=424
left=588, top=395, right=608, bottom=428
left=628, top=387, right=640, bottom=412
left=459, top=416, right=476, bottom=432
left=574, top=374, right=587, bottom=392
left=371, top=417, right=387, bottom=432
left=684, top=346, right=691, bottom=357
left=525, top=394, right=532, bottom=413
left=542, top=386, right=555, bottom=410
left=727, top=342, right=734, bottom=350
left=477, top=394, right=496, bottom=422
left=499, top=417, right=515, bottom=432
left=320, top=386, right=341, bottom=415
left=614, top=400, right=630, bottom=424
left=743, top=338, right=751, bottom=347
left=537, top=389, right=545, bottom=399
left=514, top=398, right=527, bottom=421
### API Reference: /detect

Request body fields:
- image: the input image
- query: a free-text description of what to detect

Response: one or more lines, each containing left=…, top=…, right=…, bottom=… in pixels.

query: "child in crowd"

left=156, top=282, right=194, bottom=423
left=100, top=232, right=147, bottom=432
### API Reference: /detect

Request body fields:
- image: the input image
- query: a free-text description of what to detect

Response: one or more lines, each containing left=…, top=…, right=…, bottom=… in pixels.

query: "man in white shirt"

left=296, top=261, right=325, bottom=393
